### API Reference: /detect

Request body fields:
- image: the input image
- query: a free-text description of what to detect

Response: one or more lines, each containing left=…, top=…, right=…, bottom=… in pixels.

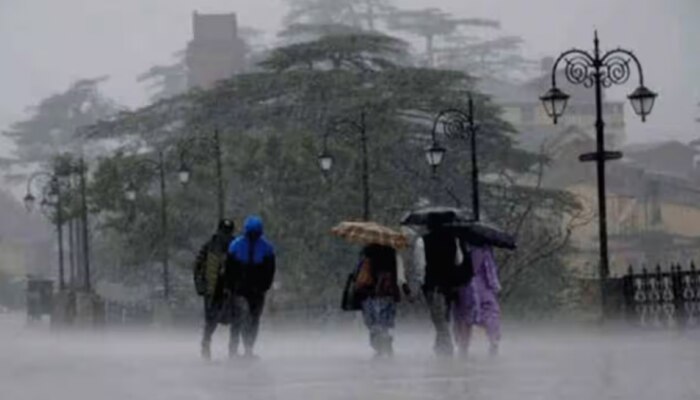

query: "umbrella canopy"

left=400, top=206, right=471, bottom=226
left=447, top=221, right=517, bottom=250
left=331, top=221, right=409, bottom=249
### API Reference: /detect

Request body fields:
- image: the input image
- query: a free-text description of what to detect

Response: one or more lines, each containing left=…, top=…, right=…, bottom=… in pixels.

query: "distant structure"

left=478, top=57, right=627, bottom=152
left=186, top=12, right=246, bottom=89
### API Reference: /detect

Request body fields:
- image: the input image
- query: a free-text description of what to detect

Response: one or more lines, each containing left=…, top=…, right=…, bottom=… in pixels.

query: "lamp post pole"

left=540, top=31, right=657, bottom=317
left=126, top=151, right=172, bottom=299
left=317, top=110, right=371, bottom=221
left=78, top=157, right=91, bottom=292
left=425, top=94, right=480, bottom=222
left=178, top=129, right=225, bottom=221
left=157, top=151, right=169, bottom=300
left=24, top=173, right=65, bottom=290
left=359, top=111, right=370, bottom=222
left=467, top=97, right=480, bottom=222
left=55, top=179, right=65, bottom=290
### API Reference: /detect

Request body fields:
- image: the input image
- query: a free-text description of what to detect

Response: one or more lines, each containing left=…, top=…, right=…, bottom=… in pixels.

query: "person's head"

left=217, top=219, right=235, bottom=237
left=243, top=215, right=264, bottom=240
left=362, top=244, right=381, bottom=258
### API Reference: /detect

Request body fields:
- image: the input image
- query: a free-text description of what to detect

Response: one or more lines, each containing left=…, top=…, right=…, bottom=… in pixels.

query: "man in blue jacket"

left=225, top=215, right=276, bottom=359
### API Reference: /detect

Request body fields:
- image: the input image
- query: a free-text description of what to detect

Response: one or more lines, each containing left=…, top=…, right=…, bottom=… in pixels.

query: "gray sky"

left=0, top=0, right=697, bottom=156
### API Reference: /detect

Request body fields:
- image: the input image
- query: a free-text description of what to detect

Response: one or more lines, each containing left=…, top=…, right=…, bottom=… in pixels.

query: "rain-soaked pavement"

left=1, top=313, right=699, bottom=400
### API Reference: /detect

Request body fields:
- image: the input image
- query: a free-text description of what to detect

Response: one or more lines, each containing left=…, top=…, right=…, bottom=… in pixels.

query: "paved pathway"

left=1, top=314, right=698, bottom=400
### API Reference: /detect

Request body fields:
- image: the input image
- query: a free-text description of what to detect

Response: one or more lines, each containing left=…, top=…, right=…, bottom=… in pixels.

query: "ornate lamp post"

left=24, top=173, right=65, bottom=290
left=425, top=94, right=481, bottom=221
left=317, top=110, right=371, bottom=221
left=177, top=129, right=225, bottom=220
left=540, top=31, right=657, bottom=315
left=124, top=150, right=172, bottom=300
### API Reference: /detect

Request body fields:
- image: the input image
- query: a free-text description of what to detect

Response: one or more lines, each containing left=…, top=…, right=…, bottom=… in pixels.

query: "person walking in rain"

left=414, top=216, right=465, bottom=357
left=354, top=244, right=410, bottom=358
left=225, top=215, right=276, bottom=359
left=453, top=243, right=502, bottom=357
left=193, top=219, right=236, bottom=360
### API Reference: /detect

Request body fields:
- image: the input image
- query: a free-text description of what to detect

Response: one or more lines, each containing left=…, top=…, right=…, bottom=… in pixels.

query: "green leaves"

left=81, top=27, right=580, bottom=313
left=3, top=77, right=119, bottom=165
left=260, top=32, right=408, bottom=72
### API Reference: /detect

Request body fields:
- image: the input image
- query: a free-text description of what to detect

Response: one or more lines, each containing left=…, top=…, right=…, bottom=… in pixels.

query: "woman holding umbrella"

left=402, top=206, right=515, bottom=358
left=332, top=222, right=411, bottom=358
left=452, top=241, right=502, bottom=357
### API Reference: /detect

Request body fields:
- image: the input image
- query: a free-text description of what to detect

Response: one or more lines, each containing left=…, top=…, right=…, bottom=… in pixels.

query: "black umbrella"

left=400, top=206, right=471, bottom=226
left=446, top=221, right=517, bottom=250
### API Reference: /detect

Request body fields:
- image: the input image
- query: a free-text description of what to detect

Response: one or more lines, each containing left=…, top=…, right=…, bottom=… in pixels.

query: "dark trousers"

left=425, top=289, right=454, bottom=356
left=202, top=296, right=223, bottom=346
left=230, top=293, right=266, bottom=355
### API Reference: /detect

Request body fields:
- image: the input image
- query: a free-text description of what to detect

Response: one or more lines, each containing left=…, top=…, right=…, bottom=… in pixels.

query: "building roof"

left=622, top=140, right=699, bottom=180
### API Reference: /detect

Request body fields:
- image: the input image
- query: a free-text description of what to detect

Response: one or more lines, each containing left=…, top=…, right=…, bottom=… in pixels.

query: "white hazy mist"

left=1, top=313, right=699, bottom=400
left=0, top=0, right=698, bottom=158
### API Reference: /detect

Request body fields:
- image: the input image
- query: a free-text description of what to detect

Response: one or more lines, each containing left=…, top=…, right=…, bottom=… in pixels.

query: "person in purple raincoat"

left=452, top=244, right=502, bottom=357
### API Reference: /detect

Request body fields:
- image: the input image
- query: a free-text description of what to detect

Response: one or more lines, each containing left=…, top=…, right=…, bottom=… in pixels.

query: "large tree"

left=436, top=35, right=538, bottom=81
left=84, top=29, right=580, bottom=315
left=284, top=0, right=395, bottom=31
left=3, top=77, right=120, bottom=167
left=137, top=51, right=188, bottom=103
left=385, top=7, right=499, bottom=67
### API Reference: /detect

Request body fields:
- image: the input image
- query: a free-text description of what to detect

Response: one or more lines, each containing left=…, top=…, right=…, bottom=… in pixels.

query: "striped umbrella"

left=331, top=221, right=409, bottom=249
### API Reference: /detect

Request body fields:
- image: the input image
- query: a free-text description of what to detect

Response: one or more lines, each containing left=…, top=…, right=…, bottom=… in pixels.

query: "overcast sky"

left=0, top=0, right=697, bottom=154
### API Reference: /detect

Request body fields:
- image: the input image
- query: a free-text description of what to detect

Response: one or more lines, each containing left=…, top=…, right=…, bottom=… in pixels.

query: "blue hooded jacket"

left=226, top=216, right=276, bottom=293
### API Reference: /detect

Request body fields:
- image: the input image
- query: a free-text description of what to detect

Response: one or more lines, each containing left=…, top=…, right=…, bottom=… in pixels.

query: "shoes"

left=201, top=343, right=212, bottom=361
left=243, top=349, right=260, bottom=360
left=229, top=344, right=239, bottom=360
left=488, top=342, right=499, bottom=357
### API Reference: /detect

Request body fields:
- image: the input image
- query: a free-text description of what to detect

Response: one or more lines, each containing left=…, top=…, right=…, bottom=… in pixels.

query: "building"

left=186, top=12, right=246, bottom=89
left=480, top=60, right=700, bottom=276
left=548, top=136, right=700, bottom=276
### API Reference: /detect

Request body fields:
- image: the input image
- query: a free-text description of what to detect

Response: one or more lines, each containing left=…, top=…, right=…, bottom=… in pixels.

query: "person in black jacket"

left=193, top=219, right=235, bottom=360
left=413, top=216, right=466, bottom=357
left=225, top=215, right=275, bottom=359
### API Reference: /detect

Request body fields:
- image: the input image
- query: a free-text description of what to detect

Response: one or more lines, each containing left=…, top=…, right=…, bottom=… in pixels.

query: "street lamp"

left=539, top=87, right=570, bottom=123
left=317, top=152, right=334, bottom=173
left=24, top=173, right=65, bottom=290
left=424, top=143, right=446, bottom=170
left=178, top=129, right=225, bottom=220
left=177, top=162, right=191, bottom=185
left=317, top=110, right=371, bottom=221
left=540, top=31, right=657, bottom=317
left=124, top=150, right=175, bottom=300
left=124, top=181, right=137, bottom=202
left=23, top=192, right=37, bottom=213
left=627, top=86, right=657, bottom=121
left=425, top=94, right=481, bottom=221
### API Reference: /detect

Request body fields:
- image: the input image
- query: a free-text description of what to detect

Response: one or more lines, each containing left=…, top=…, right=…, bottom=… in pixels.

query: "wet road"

left=1, top=314, right=699, bottom=400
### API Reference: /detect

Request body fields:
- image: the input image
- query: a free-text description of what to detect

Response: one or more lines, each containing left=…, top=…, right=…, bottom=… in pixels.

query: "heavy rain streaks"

left=1, top=1, right=700, bottom=400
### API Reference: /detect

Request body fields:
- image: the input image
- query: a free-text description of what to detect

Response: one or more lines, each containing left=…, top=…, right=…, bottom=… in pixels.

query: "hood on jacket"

left=244, top=215, right=264, bottom=239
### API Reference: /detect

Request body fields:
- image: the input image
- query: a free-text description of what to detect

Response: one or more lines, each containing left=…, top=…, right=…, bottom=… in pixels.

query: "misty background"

left=0, top=0, right=698, bottom=160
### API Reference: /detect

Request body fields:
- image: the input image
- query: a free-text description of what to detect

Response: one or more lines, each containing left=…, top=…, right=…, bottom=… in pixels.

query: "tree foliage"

left=385, top=7, right=499, bottom=67
left=82, top=28, right=580, bottom=316
left=3, top=77, right=120, bottom=166
left=284, top=0, right=395, bottom=31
